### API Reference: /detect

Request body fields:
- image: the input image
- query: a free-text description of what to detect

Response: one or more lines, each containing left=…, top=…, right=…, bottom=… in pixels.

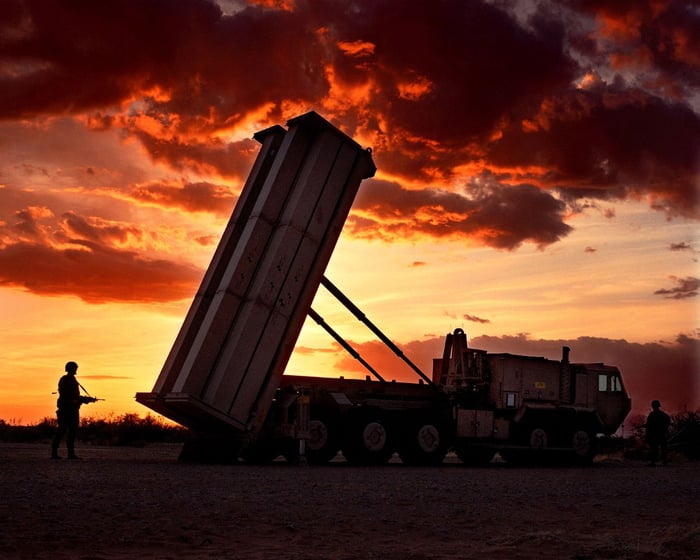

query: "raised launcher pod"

left=136, top=112, right=376, bottom=438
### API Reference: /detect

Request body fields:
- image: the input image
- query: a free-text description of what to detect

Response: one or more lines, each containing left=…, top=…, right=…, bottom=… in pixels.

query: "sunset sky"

left=0, top=0, right=697, bottom=426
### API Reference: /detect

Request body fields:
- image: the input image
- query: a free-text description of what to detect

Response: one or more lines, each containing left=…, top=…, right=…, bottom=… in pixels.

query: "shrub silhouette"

left=625, top=409, right=700, bottom=461
left=0, top=414, right=186, bottom=446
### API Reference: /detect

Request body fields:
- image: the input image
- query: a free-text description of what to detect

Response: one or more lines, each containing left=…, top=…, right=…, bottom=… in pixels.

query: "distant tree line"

left=0, top=413, right=187, bottom=446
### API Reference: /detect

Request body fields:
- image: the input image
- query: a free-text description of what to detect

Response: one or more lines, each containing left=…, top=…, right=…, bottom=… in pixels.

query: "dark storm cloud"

left=0, top=0, right=222, bottom=117
left=0, top=0, right=697, bottom=256
left=351, top=178, right=572, bottom=249
left=319, top=0, right=698, bottom=219
left=489, top=87, right=700, bottom=218
left=317, top=0, right=575, bottom=141
left=563, top=0, right=700, bottom=95
left=0, top=0, right=327, bottom=123
left=302, top=0, right=580, bottom=185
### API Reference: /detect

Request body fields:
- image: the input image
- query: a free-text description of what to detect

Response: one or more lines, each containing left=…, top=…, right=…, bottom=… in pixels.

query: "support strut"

left=308, top=307, right=386, bottom=382
left=320, top=276, right=434, bottom=386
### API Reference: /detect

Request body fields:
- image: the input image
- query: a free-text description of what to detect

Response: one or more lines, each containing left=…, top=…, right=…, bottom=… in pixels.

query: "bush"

left=0, top=414, right=186, bottom=446
left=669, top=411, right=700, bottom=460
left=0, top=417, right=57, bottom=442
left=624, top=409, right=700, bottom=461
left=79, top=413, right=187, bottom=446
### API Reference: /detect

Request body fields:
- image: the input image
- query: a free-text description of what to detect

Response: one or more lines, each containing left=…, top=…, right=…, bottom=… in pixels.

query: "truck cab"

left=434, top=329, right=631, bottom=464
left=591, top=364, right=631, bottom=434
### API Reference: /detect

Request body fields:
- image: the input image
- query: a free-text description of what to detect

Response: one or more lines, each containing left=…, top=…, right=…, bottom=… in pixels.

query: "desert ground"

left=1, top=443, right=698, bottom=560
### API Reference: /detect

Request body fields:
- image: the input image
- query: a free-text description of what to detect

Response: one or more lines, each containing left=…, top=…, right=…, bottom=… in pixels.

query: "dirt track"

left=1, top=443, right=698, bottom=560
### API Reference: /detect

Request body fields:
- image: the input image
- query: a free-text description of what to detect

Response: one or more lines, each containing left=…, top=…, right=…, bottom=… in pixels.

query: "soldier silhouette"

left=51, top=361, right=97, bottom=459
left=644, top=400, right=671, bottom=466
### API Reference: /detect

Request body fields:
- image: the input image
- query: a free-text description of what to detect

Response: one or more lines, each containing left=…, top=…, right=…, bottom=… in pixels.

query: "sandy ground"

left=0, top=443, right=698, bottom=560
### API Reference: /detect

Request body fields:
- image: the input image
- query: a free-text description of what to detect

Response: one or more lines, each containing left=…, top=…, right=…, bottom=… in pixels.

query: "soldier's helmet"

left=65, top=361, right=78, bottom=373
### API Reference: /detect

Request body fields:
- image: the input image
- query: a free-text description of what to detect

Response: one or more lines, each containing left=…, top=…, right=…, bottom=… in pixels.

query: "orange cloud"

left=247, top=0, right=297, bottom=10
left=337, top=40, right=376, bottom=57
left=397, top=75, right=433, bottom=101
left=132, top=132, right=259, bottom=179
left=0, top=241, right=201, bottom=303
left=0, top=206, right=202, bottom=303
left=130, top=181, right=236, bottom=216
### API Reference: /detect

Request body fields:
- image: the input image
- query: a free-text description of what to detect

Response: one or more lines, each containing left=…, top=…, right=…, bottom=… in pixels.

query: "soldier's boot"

left=67, top=445, right=80, bottom=460
left=51, top=439, right=61, bottom=459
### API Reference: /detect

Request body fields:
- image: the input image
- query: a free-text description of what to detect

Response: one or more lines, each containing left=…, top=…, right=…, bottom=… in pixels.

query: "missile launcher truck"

left=136, top=111, right=631, bottom=465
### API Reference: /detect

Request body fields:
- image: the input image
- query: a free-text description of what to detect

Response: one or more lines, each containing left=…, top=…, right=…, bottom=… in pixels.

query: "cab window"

left=598, top=373, right=622, bottom=392
left=610, top=375, right=622, bottom=392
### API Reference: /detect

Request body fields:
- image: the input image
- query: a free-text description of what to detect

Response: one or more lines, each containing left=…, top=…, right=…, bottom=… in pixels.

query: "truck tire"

left=571, top=429, right=596, bottom=464
left=341, top=411, right=394, bottom=465
left=507, top=425, right=549, bottom=465
left=529, top=427, right=548, bottom=449
left=306, top=416, right=341, bottom=464
left=398, top=419, right=449, bottom=466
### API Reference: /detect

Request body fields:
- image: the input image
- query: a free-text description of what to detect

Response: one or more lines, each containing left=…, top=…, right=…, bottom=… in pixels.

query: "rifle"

left=77, top=381, right=105, bottom=403
left=51, top=380, right=106, bottom=402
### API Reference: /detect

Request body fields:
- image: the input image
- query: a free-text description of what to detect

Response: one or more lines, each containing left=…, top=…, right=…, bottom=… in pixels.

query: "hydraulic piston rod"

left=320, top=276, right=434, bottom=386
left=307, top=307, right=386, bottom=382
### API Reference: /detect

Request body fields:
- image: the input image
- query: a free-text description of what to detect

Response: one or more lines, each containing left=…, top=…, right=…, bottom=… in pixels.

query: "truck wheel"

left=571, top=429, right=596, bottom=464
left=398, top=420, right=448, bottom=466
left=529, top=428, right=548, bottom=449
left=306, top=417, right=340, bottom=464
left=341, top=411, right=394, bottom=465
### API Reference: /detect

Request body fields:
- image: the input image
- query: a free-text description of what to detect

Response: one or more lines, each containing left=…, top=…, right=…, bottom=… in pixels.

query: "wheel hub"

left=308, top=419, right=328, bottom=451
left=417, top=425, right=440, bottom=453
left=362, top=421, right=387, bottom=452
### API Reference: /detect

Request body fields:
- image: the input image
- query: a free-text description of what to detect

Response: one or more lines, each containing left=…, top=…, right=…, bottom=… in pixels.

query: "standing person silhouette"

left=51, top=361, right=97, bottom=459
left=644, top=400, right=671, bottom=466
